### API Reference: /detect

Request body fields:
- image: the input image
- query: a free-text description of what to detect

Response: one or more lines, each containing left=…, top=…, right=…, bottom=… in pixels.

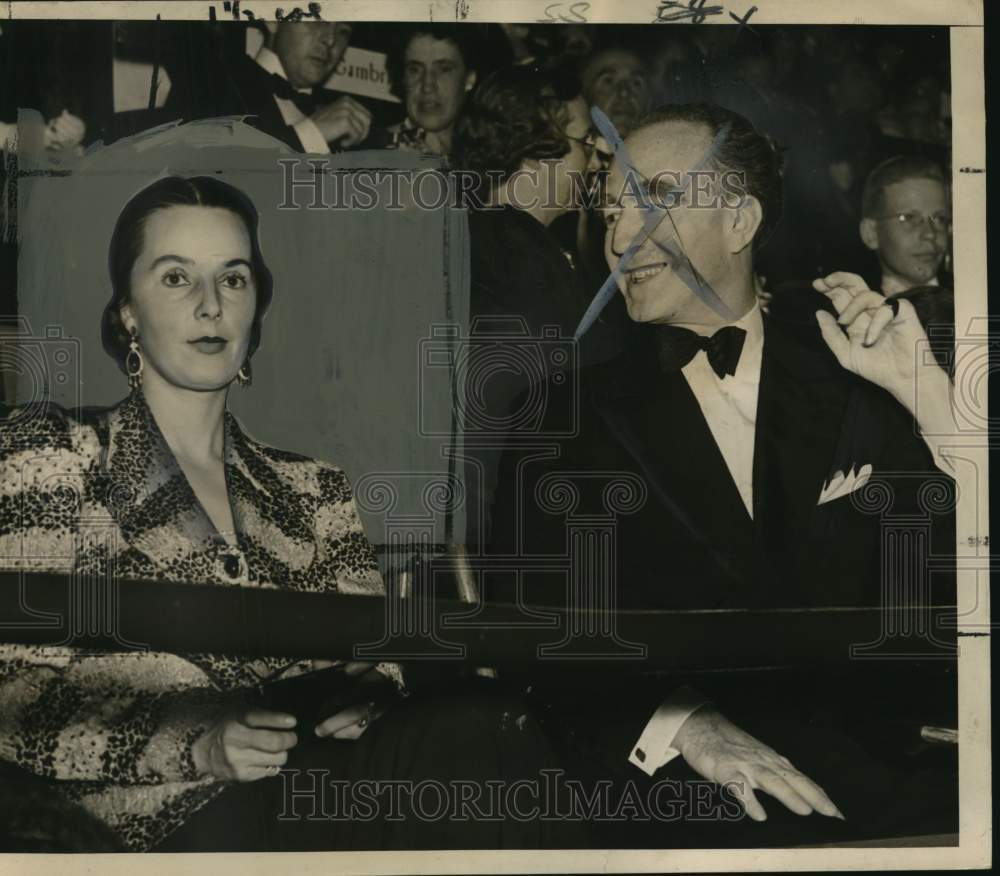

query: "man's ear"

left=464, top=70, right=477, bottom=93
left=859, top=218, right=879, bottom=252
left=729, top=195, right=763, bottom=254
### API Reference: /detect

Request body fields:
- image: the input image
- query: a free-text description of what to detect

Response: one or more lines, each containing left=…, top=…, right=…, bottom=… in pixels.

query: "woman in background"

left=377, top=24, right=508, bottom=158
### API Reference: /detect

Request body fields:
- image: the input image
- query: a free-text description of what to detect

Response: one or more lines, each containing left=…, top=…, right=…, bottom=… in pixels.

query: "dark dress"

left=462, top=204, right=626, bottom=549
left=155, top=676, right=588, bottom=852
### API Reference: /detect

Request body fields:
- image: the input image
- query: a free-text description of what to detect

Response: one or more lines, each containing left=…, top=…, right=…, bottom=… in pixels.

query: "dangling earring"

left=125, top=327, right=143, bottom=389
left=236, top=358, right=252, bottom=387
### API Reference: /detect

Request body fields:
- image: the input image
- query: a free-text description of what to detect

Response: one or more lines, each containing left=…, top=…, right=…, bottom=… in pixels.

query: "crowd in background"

left=0, top=19, right=962, bottom=852
left=1, top=20, right=953, bottom=390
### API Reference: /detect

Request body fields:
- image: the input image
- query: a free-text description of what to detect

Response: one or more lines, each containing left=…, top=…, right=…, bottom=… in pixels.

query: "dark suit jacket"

left=165, top=52, right=333, bottom=152
left=487, top=294, right=956, bottom=750
left=491, top=298, right=954, bottom=610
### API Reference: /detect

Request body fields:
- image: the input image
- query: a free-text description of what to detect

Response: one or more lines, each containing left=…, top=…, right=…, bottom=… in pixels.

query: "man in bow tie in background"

left=167, top=21, right=372, bottom=152
left=489, top=102, right=957, bottom=845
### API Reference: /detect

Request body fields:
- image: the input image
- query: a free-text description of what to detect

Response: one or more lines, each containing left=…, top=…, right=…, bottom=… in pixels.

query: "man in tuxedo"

left=489, top=102, right=957, bottom=842
left=167, top=21, right=372, bottom=153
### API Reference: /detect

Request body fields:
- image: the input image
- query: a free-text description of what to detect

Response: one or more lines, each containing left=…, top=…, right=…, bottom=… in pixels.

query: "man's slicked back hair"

left=633, top=103, right=784, bottom=252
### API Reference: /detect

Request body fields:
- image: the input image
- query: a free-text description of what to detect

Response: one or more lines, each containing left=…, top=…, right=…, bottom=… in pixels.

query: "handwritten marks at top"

left=729, top=5, right=759, bottom=34
left=275, top=4, right=323, bottom=21
left=210, top=1, right=323, bottom=21
left=655, top=0, right=725, bottom=24
left=199, top=0, right=762, bottom=27
left=537, top=2, right=591, bottom=23
left=653, top=0, right=759, bottom=29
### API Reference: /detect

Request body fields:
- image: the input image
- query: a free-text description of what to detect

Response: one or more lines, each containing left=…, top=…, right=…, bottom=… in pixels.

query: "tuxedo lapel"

left=752, top=318, right=852, bottom=597
left=592, top=364, right=754, bottom=593
left=231, top=54, right=302, bottom=148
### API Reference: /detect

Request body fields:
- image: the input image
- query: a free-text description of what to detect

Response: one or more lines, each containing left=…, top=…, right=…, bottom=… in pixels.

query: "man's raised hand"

left=311, top=95, right=372, bottom=148
left=813, top=271, right=928, bottom=402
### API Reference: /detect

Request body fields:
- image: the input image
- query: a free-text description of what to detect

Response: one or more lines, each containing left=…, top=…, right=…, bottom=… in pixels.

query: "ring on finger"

left=358, top=700, right=377, bottom=729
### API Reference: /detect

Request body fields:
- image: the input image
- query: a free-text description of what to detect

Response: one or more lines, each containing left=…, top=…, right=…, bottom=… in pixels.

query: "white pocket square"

left=818, top=464, right=873, bottom=506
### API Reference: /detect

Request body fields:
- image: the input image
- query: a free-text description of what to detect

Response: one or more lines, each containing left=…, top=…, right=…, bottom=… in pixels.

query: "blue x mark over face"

left=574, top=107, right=737, bottom=339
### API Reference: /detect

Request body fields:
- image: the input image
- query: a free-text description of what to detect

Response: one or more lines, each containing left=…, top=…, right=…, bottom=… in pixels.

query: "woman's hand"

left=315, top=699, right=386, bottom=740
left=312, top=661, right=387, bottom=740
left=192, top=708, right=297, bottom=782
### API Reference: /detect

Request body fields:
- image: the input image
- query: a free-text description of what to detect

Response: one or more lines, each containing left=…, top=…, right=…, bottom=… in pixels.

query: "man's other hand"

left=673, top=706, right=845, bottom=822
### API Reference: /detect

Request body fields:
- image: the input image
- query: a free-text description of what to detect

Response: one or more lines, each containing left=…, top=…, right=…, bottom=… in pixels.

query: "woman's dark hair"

left=384, top=24, right=513, bottom=101
left=101, top=175, right=274, bottom=373
left=452, top=65, right=583, bottom=183
left=634, top=102, right=785, bottom=252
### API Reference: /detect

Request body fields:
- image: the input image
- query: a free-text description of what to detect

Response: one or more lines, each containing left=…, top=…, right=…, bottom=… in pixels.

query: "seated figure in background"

left=451, top=65, right=620, bottom=549
left=859, top=155, right=951, bottom=297
left=376, top=24, right=487, bottom=158
left=166, top=21, right=372, bottom=152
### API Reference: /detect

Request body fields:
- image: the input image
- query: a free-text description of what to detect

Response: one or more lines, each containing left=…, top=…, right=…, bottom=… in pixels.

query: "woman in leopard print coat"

left=0, top=175, right=395, bottom=851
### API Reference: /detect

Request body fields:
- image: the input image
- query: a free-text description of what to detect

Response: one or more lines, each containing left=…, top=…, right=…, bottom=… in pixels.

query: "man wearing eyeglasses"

left=859, top=156, right=951, bottom=297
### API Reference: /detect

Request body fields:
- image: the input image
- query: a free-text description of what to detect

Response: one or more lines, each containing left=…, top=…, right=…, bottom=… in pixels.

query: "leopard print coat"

left=0, top=390, right=389, bottom=851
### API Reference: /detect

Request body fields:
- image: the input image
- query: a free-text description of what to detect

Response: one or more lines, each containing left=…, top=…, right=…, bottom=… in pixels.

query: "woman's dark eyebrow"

left=148, top=255, right=251, bottom=270
left=148, top=255, right=193, bottom=269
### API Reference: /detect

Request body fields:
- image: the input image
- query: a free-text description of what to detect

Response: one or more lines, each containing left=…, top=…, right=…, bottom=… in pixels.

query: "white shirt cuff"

left=628, top=685, right=710, bottom=777
left=293, top=118, right=330, bottom=154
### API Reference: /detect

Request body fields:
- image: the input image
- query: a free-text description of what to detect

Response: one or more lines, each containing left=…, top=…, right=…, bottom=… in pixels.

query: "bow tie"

left=270, top=73, right=320, bottom=116
left=655, top=325, right=748, bottom=379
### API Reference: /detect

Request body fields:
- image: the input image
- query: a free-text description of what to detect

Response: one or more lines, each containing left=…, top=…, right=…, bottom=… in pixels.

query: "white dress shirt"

left=627, top=302, right=766, bottom=777
left=254, top=46, right=330, bottom=155
left=679, top=302, right=765, bottom=518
